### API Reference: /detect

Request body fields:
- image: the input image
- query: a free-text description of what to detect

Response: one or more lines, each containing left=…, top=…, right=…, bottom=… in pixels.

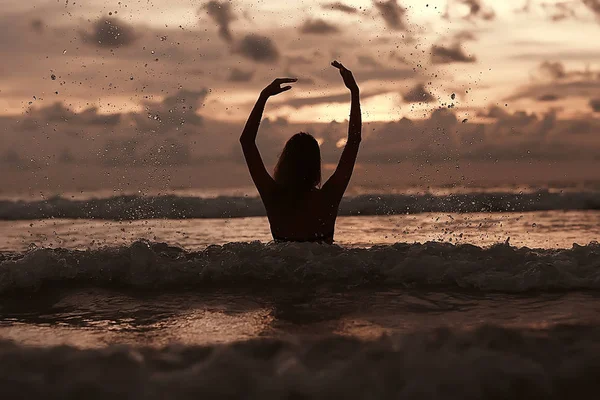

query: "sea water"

left=1, top=190, right=600, bottom=398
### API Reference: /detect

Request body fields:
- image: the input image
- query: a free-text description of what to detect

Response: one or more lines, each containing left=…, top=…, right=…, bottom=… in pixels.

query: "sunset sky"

left=2, top=0, right=599, bottom=120
left=1, top=0, right=600, bottom=193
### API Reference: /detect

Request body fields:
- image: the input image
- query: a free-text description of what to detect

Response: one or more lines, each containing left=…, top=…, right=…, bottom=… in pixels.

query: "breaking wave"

left=2, top=324, right=600, bottom=399
left=1, top=190, right=599, bottom=220
left=1, top=240, right=599, bottom=294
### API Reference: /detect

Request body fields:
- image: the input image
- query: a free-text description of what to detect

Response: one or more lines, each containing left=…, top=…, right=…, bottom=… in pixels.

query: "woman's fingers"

left=332, top=60, right=351, bottom=73
left=275, top=78, right=298, bottom=84
left=280, top=85, right=292, bottom=92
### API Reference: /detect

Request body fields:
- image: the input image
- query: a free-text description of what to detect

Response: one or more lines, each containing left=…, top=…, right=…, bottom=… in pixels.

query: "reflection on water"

left=1, top=288, right=599, bottom=348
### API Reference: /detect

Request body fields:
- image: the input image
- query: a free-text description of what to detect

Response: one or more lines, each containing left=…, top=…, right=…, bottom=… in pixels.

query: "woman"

left=240, top=61, right=361, bottom=244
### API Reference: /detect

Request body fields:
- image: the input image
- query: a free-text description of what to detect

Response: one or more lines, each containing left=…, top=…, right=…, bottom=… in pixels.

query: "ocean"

left=1, top=187, right=600, bottom=398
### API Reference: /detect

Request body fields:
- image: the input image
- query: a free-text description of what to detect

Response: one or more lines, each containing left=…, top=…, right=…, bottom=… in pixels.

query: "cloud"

left=300, top=19, right=340, bottom=34
left=508, top=80, right=600, bottom=101
left=203, top=0, right=236, bottom=43
left=0, top=149, right=26, bottom=169
left=235, top=34, right=279, bottom=63
left=139, top=89, right=207, bottom=133
left=506, top=62, right=600, bottom=101
left=537, top=94, right=560, bottom=102
left=228, top=68, right=254, bottom=82
left=357, top=55, right=381, bottom=68
left=538, top=61, right=567, bottom=80
left=542, top=1, right=578, bottom=22
left=460, top=0, right=496, bottom=21
left=431, top=43, right=476, bottom=64
left=161, top=89, right=209, bottom=111
left=373, top=0, right=407, bottom=31
left=591, top=98, right=600, bottom=112
left=81, top=17, right=137, bottom=48
left=323, top=2, right=358, bottom=13
left=403, top=83, right=435, bottom=103
left=30, top=18, right=44, bottom=34
left=583, top=0, right=600, bottom=19
left=25, top=102, right=121, bottom=126
left=453, top=30, right=478, bottom=41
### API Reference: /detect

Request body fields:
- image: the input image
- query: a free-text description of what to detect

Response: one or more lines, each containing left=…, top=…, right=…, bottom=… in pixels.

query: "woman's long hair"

left=274, top=132, right=321, bottom=192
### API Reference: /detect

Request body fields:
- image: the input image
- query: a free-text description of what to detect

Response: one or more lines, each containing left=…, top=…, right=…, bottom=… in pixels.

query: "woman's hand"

left=332, top=60, right=358, bottom=93
left=260, top=78, right=297, bottom=98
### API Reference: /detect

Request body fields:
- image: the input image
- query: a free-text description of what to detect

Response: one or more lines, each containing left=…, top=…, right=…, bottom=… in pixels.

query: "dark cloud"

left=478, top=105, right=509, bottom=119
left=538, top=94, right=560, bottom=102
left=357, top=55, right=381, bottom=68
left=359, top=105, right=600, bottom=164
left=542, top=1, right=578, bottom=22
left=323, top=2, right=358, bottom=13
left=538, top=61, right=567, bottom=80
left=300, top=19, right=340, bottom=35
left=431, top=44, right=476, bottom=64
left=236, top=34, right=279, bottom=63
left=0, top=149, right=25, bottom=168
left=82, top=17, right=137, bottom=48
left=403, top=83, right=435, bottom=103
left=508, top=80, right=600, bottom=101
left=591, top=98, right=600, bottom=112
left=507, top=62, right=600, bottom=101
left=78, top=107, right=121, bottom=126
left=30, top=19, right=44, bottom=34
left=25, top=102, right=121, bottom=126
left=460, top=0, right=496, bottom=21
left=583, top=0, right=600, bottom=18
left=138, top=89, right=207, bottom=134
left=373, top=0, right=408, bottom=31
left=161, top=89, right=209, bottom=111
left=454, top=30, right=478, bottom=41
left=228, top=68, right=254, bottom=82
left=203, top=0, right=236, bottom=43
left=58, top=149, right=76, bottom=164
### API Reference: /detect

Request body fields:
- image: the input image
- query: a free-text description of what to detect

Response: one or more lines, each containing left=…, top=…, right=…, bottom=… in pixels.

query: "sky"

left=1, top=0, right=600, bottom=194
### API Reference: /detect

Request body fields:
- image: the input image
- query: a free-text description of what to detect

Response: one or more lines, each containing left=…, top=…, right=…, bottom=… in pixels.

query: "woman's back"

left=262, top=187, right=340, bottom=244
left=240, top=61, right=361, bottom=244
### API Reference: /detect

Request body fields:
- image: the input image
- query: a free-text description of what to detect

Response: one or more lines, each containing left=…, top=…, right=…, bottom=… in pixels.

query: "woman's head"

left=274, top=132, right=321, bottom=191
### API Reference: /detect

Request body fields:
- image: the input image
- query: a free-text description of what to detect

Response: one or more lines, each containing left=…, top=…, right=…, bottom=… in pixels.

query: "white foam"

left=1, top=240, right=599, bottom=293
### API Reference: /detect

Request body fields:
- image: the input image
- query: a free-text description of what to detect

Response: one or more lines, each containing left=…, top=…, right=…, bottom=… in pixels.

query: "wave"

left=0, top=190, right=599, bottom=220
left=1, top=240, right=599, bottom=294
left=2, top=324, right=600, bottom=398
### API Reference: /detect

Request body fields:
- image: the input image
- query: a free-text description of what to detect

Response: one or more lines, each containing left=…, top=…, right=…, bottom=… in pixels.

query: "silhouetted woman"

left=240, top=61, right=361, bottom=244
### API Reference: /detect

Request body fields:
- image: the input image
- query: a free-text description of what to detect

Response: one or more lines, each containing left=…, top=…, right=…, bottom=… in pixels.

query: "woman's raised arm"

left=240, top=78, right=297, bottom=195
left=323, top=61, right=361, bottom=200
